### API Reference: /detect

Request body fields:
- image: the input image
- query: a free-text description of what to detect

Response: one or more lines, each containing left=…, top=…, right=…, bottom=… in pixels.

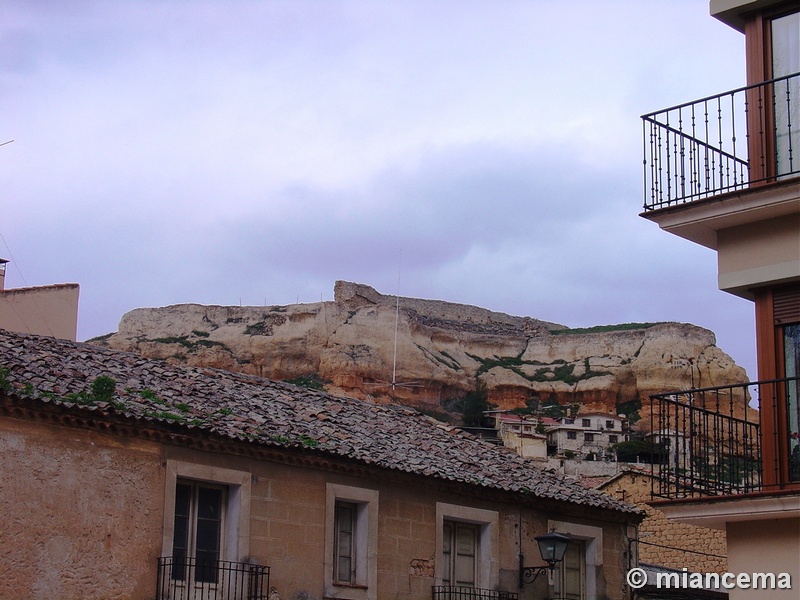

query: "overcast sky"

left=2, top=1, right=758, bottom=377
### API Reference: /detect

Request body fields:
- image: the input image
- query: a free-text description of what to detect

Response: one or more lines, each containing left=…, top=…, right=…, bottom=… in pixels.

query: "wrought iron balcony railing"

left=642, top=72, right=800, bottom=210
left=156, top=557, right=270, bottom=600
left=650, top=377, right=800, bottom=500
left=431, top=586, right=519, bottom=600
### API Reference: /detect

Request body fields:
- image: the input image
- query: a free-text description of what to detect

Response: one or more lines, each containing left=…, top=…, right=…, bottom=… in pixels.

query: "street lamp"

left=518, top=532, right=571, bottom=588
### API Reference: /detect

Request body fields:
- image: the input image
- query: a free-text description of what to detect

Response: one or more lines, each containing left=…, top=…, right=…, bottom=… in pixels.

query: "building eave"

left=640, top=179, right=800, bottom=252
left=710, top=0, right=791, bottom=32
left=652, top=490, right=800, bottom=529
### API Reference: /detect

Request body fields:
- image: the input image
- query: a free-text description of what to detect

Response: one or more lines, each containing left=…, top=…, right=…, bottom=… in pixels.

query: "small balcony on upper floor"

left=156, top=557, right=270, bottom=600
left=649, top=377, right=800, bottom=506
left=642, top=72, right=800, bottom=212
left=640, top=73, right=800, bottom=300
left=431, top=586, right=519, bottom=600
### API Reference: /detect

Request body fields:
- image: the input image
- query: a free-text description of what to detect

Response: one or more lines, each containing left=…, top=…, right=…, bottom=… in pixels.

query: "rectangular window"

left=559, top=540, right=586, bottom=599
left=325, top=484, right=378, bottom=599
left=442, top=521, right=478, bottom=588
left=435, top=503, right=499, bottom=591
left=334, top=501, right=357, bottom=584
left=161, top=459, right=252, bottom=600
left=172, top=480, right=226, bottom=584
left=548, top=520, right=601, bottom=600
left=584, top=433, right=595, bottom=443
left=567, top=431, right=577, bottom=440
left=581, top=419, right=591, bottom=428
left=605, top=420, right=615, bottom=430
left=609, top=435, right=618, bottom=444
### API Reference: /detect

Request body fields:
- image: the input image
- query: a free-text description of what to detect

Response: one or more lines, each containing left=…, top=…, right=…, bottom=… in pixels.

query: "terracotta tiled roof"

left=0, top=330, right=640, bottom=515
left=577, top=476, right=613, bottom=490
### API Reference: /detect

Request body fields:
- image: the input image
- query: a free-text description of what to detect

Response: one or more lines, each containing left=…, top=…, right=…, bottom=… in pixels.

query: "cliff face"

left=96, top=281, right=748, bottom=428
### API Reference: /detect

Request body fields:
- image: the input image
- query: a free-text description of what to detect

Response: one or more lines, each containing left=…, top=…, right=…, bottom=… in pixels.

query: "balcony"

left=156, top=557, right=270, bottom=600
left=642, top=72, right=800, bottom=211
left=431, top=586, right=519, bottom=600
left=649, top=377, right=800, bottom=500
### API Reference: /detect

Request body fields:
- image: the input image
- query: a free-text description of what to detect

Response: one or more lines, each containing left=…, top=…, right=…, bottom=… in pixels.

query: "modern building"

left=0, top=329, right=642, bottom=600
left=0, top=258, right=79, bottom=341
left=641, top=1, right=799, bottom=598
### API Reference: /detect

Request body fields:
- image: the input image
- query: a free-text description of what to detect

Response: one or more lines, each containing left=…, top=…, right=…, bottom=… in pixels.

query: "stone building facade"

left=593, top=470, right=727, bottom=575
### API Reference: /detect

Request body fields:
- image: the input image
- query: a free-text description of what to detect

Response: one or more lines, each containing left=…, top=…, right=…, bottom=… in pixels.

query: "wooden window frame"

left=442, top=520, right=479, bottom=588
left=743, top=2, right=800, bottom=180
left=333, top=500, right=358, bottom=585
left=161, top=460, right=251, bottom=563
left=435, top=503, right=499, bottom=591
left=755, top=285, right=800, bottom=490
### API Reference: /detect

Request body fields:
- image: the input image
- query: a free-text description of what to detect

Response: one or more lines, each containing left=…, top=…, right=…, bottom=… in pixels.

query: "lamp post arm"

left=518, top=553, right=552, bottom=589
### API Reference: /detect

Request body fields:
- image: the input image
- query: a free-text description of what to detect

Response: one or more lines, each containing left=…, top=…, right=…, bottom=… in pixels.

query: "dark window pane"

left=170, top=481, right=226, bottom=585
left=196, top=518, right=221, bottom=555
left=334, top=502, right=356, bottom=583
left=198, top=487, right=223, bottom=519
left=175, top=483, right=192, bottom=516
left=171, top=483, right=192, bottom=581
left=195, top=550, right=219, bottom=584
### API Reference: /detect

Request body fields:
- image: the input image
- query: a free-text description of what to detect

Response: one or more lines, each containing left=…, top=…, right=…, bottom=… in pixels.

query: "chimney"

left=0, top=259, right=8, bottom=290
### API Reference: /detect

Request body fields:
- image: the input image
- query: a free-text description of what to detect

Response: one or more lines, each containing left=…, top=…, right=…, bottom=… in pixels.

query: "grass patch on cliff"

left=617, top=398, right=642, bottom=425
left=284, top=374, right=328, bottom=390
left=244, top=321, right=270, bottom=336
left=86, top=332, right=114, bottom=343
left=467, top=354, right=609, bottom=384
left=150, top=335, right=230, bottom=353
left=550, top=322, right=664, bottom=335
left=152, top=335, right=193, bottom=347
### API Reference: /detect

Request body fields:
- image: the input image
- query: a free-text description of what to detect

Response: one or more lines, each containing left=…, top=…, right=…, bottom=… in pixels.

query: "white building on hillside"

left=546, top=413, right=629, bottom=459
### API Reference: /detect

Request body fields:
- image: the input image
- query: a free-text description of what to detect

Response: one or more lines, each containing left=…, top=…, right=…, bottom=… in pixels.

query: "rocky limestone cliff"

left=95, top=281, right=749, bottom=429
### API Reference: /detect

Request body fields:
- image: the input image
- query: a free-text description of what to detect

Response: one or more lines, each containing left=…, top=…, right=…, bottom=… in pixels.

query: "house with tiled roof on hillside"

left=580, top=468, right=727, bottom=577
left=0, top=329, right=642, bottom=600
left=545, top=413, right=629, bottom=461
